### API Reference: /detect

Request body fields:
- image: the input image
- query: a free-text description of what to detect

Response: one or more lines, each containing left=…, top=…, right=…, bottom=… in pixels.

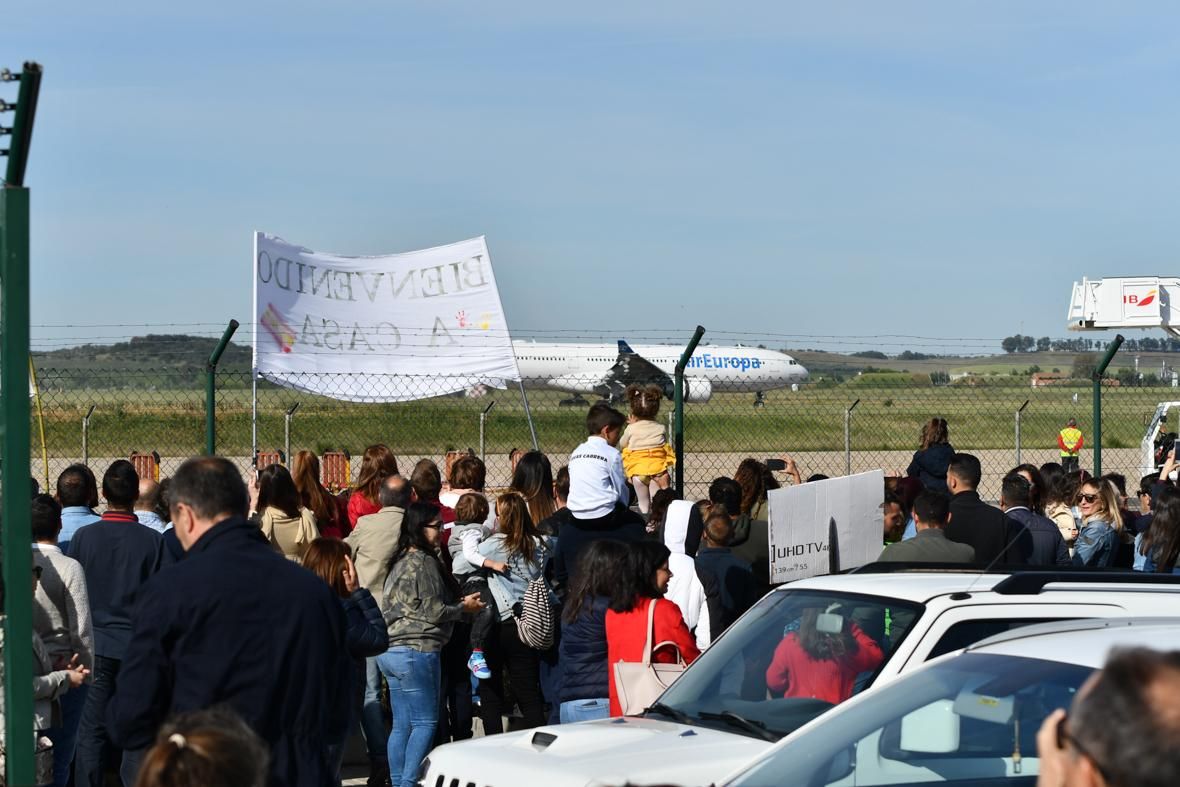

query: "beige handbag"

left=613, top=599, right=688, bottom=716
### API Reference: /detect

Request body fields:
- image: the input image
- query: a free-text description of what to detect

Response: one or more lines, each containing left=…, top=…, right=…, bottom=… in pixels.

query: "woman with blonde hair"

left=291, top=450, right=347, bottom=538
left=1072, top=477, right=1124, bottom=567
left=906, top=417, right=954, bottom=494
left=254, top=464, right=319, bottom=562
left=348, top=444, right=399, bottom=528
left=476, top=491, right=552, bottom=734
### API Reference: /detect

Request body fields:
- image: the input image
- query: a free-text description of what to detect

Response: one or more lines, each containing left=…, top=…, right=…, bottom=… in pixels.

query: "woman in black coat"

left=302, top=538, right=388, bottom=784
left=555, top=539, right=631, bottom=723
left=907, top=418, right=954, bottom=494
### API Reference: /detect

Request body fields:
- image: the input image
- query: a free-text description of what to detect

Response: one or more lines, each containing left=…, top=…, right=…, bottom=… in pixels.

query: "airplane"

left=510, top=340, right=808, bottom=405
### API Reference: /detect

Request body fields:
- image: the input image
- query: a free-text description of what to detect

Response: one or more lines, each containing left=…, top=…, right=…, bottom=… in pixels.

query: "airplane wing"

left=593, top=340, right=674, bottom=402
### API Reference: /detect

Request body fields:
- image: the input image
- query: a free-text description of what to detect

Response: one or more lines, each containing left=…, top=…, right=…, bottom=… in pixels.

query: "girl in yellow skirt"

left=619, top=383, right=675, bottom=514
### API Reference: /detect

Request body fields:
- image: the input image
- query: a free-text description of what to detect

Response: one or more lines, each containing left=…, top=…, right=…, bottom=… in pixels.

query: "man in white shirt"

left=134, top=479, right=170, bottom=533
left=566, top=403, right=629, bottom=519
left=554, top=403, right=646, bottom=587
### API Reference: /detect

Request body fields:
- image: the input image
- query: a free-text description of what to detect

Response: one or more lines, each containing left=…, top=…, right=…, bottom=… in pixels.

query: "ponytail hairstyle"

left=626, top=383, right=663, bottom=420
left=132, top=707, right=268, bottom=787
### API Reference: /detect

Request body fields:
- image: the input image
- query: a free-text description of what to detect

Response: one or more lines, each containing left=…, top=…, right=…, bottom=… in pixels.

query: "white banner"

left=767, top=470, right=884, bottom=584
left=252, top=233, right=520, bottom=402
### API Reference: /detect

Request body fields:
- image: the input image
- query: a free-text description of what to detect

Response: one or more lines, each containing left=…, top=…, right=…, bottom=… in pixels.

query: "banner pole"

left=517, top=380, right=539, bottom=451
left=251, top=368, right=258, bottom=466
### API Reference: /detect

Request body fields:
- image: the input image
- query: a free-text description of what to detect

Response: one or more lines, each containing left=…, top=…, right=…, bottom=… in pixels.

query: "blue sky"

left=8, top=2, right=1180, bottom=354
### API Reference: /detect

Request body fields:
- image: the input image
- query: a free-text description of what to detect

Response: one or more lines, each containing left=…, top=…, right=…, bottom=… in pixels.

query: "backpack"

left=511, top=540, right=556, bottom=649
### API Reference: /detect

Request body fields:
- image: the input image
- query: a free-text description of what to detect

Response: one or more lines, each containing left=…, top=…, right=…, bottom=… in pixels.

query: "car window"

left=927, top=619, right=1069, bottom=660
left=728, top=652, right=1094, bottom=787
left=649, top=590, right=924, bottom=741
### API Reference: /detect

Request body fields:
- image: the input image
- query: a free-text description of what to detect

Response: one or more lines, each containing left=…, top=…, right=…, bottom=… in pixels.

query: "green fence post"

left=1, top=60, right=42, bottom=787
left=205, top=319, right=239, bottom=455
left=673, top=326, right=705, bottom=497
left=1092, top=334, right=1124, bottom=476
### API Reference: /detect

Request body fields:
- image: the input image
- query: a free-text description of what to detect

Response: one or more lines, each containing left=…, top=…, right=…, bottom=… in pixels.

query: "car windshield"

left=648, top=589, right=924, bottom=740
left=727, top=652, right=1094, bottom=786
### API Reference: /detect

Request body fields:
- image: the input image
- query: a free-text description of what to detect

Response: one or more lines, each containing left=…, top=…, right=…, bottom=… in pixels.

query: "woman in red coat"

left=606, top=542, right=701, bottom=717
left=765, top=608, right=883, bottom=705
left=347, top=444, right=400, bottom=528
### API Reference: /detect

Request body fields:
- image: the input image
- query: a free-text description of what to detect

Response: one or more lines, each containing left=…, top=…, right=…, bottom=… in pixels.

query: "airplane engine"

left=683, top=379, right=713, bottom=403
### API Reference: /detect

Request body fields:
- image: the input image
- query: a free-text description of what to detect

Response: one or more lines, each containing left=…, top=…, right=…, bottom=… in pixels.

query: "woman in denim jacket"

left=1072, top=478, right=1123, bottom=568
left=476, top=492, right=552, bottom=734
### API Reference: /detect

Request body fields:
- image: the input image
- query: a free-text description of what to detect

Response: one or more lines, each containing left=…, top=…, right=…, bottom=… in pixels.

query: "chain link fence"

left=27, top=364, right=1170, bottom=500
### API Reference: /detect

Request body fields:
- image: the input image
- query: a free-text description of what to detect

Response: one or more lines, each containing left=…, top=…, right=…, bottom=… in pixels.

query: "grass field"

left=29, top=377, right=1171, bottom=465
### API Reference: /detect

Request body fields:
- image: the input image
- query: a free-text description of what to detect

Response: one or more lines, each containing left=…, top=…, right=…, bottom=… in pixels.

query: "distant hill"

left=33, top=335, right=252, bottom=387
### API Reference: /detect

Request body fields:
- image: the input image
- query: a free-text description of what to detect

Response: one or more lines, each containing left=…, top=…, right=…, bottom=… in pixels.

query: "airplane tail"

left=617, top=339, right=636, bottom=355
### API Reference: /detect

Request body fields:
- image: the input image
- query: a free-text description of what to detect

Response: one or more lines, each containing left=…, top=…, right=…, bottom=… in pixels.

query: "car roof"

left=779, top=568, right=1180, bottom=604
left=966, top=617, right=1180, bottom=668
left=781, top=570, right=1004, bottom=602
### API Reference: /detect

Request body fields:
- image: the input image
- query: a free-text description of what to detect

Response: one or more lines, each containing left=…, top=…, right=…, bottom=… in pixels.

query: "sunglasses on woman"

left=1077, top=493, right=1099, bottom=504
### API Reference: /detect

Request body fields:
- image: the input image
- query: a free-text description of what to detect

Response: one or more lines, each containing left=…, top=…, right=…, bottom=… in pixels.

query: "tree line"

left=1001, top=335, right=1180, bottom=354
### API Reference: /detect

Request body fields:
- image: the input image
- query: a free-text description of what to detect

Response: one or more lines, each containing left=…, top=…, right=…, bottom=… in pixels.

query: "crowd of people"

left=13, top=387, right=755, bottom=787
left=13, top=402, right=1180, bottom=787
left=881, top=416, right=1180, bottom=573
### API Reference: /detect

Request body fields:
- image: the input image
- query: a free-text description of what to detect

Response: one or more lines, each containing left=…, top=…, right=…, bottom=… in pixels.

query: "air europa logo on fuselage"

left=1124, top=289, right=1158, bottom=307
left=686, top=353, right=764, bottom=372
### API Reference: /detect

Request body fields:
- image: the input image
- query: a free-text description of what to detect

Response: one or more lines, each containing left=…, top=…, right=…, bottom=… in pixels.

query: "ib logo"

left=1124, top=289, right=1158, bottom=307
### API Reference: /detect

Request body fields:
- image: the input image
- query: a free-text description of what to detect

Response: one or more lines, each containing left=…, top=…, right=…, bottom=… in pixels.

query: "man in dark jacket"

left=695, top=509, right=760, bottom=643
left=551, top=503, right=645, bottom=591
left=945, top=453, right=1032, bottom=565
left=711, top=477, right=771, bottom=594
left=1000, top=474, right=1070, bottom=567
left=108, top=456, right=351, bottom=787
left=70, top=459, right=166, bottom=787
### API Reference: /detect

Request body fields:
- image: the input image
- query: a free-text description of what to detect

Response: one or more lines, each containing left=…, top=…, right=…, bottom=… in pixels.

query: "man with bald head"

left=133, top=478, right=168, bottom=534
left=345, top=473, right=412, bottom=779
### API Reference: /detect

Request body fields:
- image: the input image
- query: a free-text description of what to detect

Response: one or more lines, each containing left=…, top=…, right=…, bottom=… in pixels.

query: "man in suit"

left=1000, top=473, right=1071, bottom=567
left=879, top=490, right=975, bottom=564
left=944, top=453, right=1032, bottom=565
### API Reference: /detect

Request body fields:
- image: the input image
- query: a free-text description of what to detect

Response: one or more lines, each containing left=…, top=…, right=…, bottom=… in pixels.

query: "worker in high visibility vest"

left=1058, top=418, right=1084, bottom=473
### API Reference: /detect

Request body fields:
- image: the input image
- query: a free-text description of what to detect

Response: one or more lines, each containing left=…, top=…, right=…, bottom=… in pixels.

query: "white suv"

left=421, top=570, right=1180, bottom=787
left=723, top=616, right=1180, bottom=786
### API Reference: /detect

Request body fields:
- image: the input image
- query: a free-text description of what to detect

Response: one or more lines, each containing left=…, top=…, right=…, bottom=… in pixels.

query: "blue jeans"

left=44, top=683, right=88, bottom=787
left=361, top=656, right=389, bottom=759
left=74, top=656, right=141, bottom=787
left=559, top=698, right=610, bottom=723
left=378, top=647, right=440, bottom=787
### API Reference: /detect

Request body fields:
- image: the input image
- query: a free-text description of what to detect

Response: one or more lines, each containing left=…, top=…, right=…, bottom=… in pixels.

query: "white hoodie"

left=663, top=500, right=710, bottom=650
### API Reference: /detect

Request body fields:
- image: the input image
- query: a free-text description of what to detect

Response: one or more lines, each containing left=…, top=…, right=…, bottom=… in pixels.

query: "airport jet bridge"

left=1067, top=276, right=1180, bottom=478
left=1068, top=276, right=1180, bottom=337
